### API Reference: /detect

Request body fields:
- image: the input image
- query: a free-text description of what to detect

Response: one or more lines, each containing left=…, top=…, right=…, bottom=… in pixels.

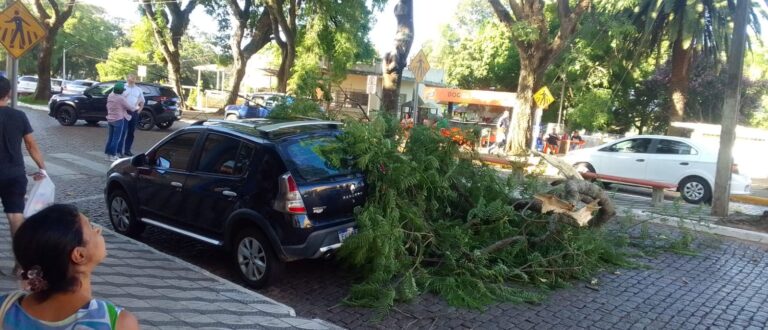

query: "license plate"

left=338, top=227, right=357, bottom=242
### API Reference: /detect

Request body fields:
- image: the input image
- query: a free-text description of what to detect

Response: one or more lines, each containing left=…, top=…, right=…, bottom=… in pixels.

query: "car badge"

left=313, top=207, right=326, bottom=214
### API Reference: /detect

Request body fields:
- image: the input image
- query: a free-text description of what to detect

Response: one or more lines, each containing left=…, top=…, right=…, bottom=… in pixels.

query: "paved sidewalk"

left=0, top=214, right=339, bottom=330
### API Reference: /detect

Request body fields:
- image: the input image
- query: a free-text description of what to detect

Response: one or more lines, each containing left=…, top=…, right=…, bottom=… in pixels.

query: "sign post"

left=532, top=87, right=555, bottom=151
left=0, top=1, right=47, bottom=108
left=366, top=75, right=377, bottom=118
left=408, top=49, right=430, bottom=125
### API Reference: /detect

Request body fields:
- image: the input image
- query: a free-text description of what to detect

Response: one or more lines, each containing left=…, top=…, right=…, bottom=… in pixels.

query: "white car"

left=563, top=135, right=751, bottom=204
left=62, top=79, right=98, bottom=94
left=17, top=75, right=38, bottom=94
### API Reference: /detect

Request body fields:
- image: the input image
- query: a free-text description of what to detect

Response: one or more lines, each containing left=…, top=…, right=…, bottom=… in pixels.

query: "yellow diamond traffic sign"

left=0, top=2, right=46, bottom=59
left=408, top=49, right=430, bottom=83
left=534, top=86, right=555, bottom=109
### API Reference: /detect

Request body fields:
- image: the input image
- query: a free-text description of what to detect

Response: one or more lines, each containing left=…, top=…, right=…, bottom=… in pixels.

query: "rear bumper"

left=280, top=221, right=355, bottom=261
left=155, top=108, right=181, bottom=122
left=730, top=174, right=751, bottom=195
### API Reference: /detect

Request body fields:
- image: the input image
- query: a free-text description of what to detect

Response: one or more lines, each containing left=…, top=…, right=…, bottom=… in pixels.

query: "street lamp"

left=62, top=43, right=78, bottom=80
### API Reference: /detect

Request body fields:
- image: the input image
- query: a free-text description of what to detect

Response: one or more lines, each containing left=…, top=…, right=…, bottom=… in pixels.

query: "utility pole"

left=5, top=0, right=17, bottom=108
left=712, top=0, right=749, bottom=216
left=62, top=44, right=78, bottom=79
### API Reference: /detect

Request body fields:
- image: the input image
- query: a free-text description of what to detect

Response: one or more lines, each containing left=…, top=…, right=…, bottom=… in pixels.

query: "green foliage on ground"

left=320, top=117, right=634, bottom=312
left=267, top=99, right=329, bottom=120
left=19, top=95, right=48, bottom=106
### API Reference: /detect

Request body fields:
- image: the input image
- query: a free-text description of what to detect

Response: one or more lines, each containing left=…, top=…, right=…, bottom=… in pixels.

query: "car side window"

left=88, top=84, right=114, bottom=97
left=197, top=134, right=241, bottom=176
left=152, top=133, right=199, bottom=171
left=603, top=138, right=652, bottom=153
left=197, top=134, right=255, bottom=176
left=139, top=85, right=154, bottom=95
left=654, top=139, right=698, bottom=155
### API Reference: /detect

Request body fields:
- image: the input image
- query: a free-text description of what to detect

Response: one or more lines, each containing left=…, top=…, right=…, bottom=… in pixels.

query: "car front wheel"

left=137, top=111, right=155, bottom=131
left=679, top=176, right=712, bottom=204
left=55, top=106, right=77, bottom=126
left=233, top=228, right=282, bottom=289
left=108, top=189, right=145, bottom=237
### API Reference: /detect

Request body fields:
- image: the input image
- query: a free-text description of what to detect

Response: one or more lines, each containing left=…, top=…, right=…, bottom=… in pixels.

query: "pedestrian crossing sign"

left=0, top=2, right=46, bottom=59
left=534, top=86, right=555, bottom=109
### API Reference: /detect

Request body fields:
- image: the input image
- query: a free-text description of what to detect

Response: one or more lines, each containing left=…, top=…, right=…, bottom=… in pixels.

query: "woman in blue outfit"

left=0, top=204, right=139, bottom=329
left=104, top=82, right=132, bottom=161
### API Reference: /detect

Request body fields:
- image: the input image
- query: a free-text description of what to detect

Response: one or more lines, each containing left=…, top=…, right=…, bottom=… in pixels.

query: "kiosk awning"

left=423, top=87, right=518, bottom=108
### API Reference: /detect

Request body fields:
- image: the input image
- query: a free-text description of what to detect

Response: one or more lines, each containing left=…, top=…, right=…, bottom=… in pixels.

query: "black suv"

left=48, top=81, right=181, bottom=130
left=104, top=119, right=364, bottom=288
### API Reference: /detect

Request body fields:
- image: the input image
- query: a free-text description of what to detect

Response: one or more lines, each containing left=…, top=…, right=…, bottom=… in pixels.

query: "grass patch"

left=19, top=95, right=49, bottom=106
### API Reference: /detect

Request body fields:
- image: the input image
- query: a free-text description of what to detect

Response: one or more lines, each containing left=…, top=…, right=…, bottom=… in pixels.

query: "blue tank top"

left=0, top=293, right=122, bottom=330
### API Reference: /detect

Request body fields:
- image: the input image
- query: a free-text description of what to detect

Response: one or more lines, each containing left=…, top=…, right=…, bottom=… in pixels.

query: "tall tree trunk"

left=712, top=0, right=748, bottom=216
left=381, top=0, right=413, bottom=115
left=265, top=0, right=298, bottom=94
left=32, top=0, right=76, bottom=101
left=489, top=0, right=591, bottom=154
left=224, top=2, right=271, bottom=106
left=34, top=34, right=55, bottom=101
left=276, top=45, right=295, bottom=93
left=666, top=36, right=693, bottom=137
left=141, top=0, right=197, bottom=109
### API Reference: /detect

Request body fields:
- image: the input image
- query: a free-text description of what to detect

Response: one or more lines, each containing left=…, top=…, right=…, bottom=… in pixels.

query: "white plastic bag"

left=23, top=174, right=55, bottom=218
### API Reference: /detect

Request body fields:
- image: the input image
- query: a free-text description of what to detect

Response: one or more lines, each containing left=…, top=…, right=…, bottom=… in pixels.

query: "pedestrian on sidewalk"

left=0, top=76, right=46, bottom=239
left=0, top=204, right=139, bottom=329
left=104, top=82, right=132, bottom=161
left=120, top=74, right=144, bottom=157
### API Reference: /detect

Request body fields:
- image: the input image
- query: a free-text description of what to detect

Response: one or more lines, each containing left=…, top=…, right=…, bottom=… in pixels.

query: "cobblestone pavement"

left=0, top=214, right=339, bottom=329
left=18, top=106, right=768, bottom=329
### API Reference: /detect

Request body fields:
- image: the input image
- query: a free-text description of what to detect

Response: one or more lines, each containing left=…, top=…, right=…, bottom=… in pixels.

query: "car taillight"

left=732, top=163, right=739, bottom=174
left=278, top=173, right=306, bottom=214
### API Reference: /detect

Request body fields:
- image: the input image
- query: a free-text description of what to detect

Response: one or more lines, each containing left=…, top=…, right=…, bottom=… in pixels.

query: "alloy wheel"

left=237, top=237, right=267, bottom=281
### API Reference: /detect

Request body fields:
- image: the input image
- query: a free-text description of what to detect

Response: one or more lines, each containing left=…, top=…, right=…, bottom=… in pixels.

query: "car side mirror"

left=131, top=153, right=147, bottom=167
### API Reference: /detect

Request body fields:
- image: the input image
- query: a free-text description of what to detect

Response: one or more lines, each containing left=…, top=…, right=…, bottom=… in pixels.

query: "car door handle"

left=222, top=190, right=237, bottom=197
left=635, top=159, right=645, bottom=162
left=680, top=162, right=689, bottom=166
left=170, top=181, right=183, bottom=188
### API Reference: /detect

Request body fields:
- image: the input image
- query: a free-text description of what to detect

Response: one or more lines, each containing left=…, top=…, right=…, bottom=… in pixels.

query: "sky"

left=80, top=0, right=460, bottom=58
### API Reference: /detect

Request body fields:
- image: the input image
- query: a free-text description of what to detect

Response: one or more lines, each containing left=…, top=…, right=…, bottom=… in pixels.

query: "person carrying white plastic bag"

left=23, top=170, right=54, bottom=218
left=0, top=75, right=47, bottom=240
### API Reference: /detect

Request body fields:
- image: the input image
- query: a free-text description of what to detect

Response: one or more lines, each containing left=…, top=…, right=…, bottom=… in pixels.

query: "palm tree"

left=631, top=0, right=761, bottom=135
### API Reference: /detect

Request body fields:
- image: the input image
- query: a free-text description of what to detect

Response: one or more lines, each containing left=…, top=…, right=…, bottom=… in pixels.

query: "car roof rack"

left=256, top=120, right=342, bottom=133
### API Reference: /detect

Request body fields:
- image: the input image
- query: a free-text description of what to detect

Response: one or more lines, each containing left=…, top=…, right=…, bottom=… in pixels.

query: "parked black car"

left=104, top=119, right=364, bottom=288
left=48, top=81, right=181, bottom=130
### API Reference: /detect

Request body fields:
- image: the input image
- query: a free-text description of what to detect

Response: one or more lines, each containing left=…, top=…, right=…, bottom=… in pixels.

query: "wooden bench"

left=580, top=172, right=677, bottom=206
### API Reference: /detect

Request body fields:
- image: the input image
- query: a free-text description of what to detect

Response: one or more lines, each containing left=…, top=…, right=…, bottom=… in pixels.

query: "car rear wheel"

left=137, top=111, right=155, bottom=131
left=679, top=176, right=712, bottom=204
left=55, top=106, right=77, bottom=126
left=108, top=189, right=145, bottom=237
left=233, top=228, right=282, bottom=288
left=226, top=114, right=238, bottom=121
left=155, top=121, right=173, bottom=129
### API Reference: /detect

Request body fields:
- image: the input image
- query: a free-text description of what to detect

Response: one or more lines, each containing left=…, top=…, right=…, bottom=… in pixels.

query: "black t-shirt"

left=571, top=134, right=583, bottom=142
left=546, top=133, right=560, bottom=145
left=0, top=107, right=33, bottom=179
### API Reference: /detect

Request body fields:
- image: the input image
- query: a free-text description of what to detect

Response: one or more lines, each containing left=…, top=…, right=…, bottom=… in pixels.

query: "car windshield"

left=280, top=135, right=353, bottom=182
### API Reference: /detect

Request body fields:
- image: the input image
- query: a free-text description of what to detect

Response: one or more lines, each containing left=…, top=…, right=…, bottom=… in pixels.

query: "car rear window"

left=159, top=87, right=178, bottom=98
left=280, top=135, right=352, bottom=182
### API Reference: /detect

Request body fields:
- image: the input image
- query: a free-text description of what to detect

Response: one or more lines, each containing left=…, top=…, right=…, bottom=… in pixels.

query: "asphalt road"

left=21, top=106, right=768, bottom=329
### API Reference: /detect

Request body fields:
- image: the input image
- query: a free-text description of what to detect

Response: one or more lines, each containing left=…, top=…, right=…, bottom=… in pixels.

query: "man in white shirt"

left=121, top=73, right=145, bottom=157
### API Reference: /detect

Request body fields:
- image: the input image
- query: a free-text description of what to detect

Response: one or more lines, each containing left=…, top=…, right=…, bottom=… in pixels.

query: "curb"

left=731, top=194, right=768, bottom=207
left=628, top=208, right=768, bottom=245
